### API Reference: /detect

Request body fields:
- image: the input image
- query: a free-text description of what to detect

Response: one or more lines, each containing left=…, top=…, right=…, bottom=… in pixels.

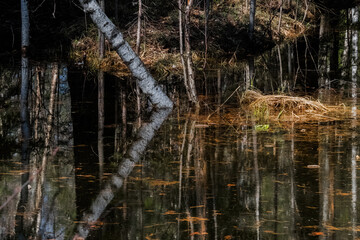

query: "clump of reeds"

left=240, top=90, right=341, bottom=122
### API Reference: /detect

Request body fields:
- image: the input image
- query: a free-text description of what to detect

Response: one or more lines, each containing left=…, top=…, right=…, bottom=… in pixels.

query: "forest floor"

left=70, top=1, right=317, bottom=80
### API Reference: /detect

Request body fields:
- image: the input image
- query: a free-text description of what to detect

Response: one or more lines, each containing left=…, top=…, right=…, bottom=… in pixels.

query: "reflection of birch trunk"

left=41, top=63, right=58, bottom=170
left=289, top=123, right=297, bottom=238
left=178, top=118, right=189, bottom=209
left=34, top=67, right=42, bottom=140
left=78, top=0, right=173, bottom=109
left=319, top=126, right=330, bottom=236
left=252, top=126, right=260, bottom=240
left=74, top=108, right=171, bottom=238
left=177, top=118, right=188, bottom=239
left=351, top=88, right=357, bottom=237
left=121, top=83, right=127, bottom=152
left=195, top=128, right=207, bottom=237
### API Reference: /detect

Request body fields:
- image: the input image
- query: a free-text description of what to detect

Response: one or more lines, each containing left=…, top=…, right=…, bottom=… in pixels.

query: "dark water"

left=1, top=36, right=360, bottom=239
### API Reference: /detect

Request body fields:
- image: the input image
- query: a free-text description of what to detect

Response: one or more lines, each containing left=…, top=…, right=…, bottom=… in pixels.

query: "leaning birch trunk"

left=78, top=0, right=173, bottom=109
left=73, top=108, right=172, bottom=239
left=20, top=0, right=31, bottom=162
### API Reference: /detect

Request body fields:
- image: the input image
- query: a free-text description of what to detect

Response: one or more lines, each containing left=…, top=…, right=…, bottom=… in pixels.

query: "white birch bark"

left=78, top=0, right=173, bottom=109
left=351, top=7, right=358, bottom=98
left=73, top=108, right=172, bottom=239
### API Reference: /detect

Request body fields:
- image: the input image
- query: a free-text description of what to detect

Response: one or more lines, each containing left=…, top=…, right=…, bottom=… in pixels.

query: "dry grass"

left=240, top=90, right=345, bottom=122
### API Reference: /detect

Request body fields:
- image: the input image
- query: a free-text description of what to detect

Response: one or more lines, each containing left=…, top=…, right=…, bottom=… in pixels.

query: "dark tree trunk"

left=20, top=0, right=30, bottom=162
left=98, top=0, right=105, bottom=175
left=249, top=0, right=256, bottom=41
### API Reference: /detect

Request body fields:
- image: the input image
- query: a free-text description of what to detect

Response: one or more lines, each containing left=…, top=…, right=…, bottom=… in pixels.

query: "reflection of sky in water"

left=59, top=65, right=69, bottom=95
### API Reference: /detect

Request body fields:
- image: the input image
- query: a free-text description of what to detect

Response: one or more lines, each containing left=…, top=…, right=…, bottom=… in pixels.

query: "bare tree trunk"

left=184, top=0, right=198, bottom=105
left=20, top=0, right=31, bottom=162
left=135, top=0, right=142, bottom=55
left=277, top=45, right=284, bottom=90
left=318, top=14, right=330, bottom=88
left=277, top=0, right=283, bottom=34
left=249, top=0, right=256, bottom=40
left=179, top=0, right=190, bottom=100
left=34, top=67, right=42, bottom=141
left=98, top=0, right=105, bottom=177
left=351, top=7, right=358, bottom=98
left=135, top=0, right=143, bottom=118
left=79, top=0, right=173, bottom=109
left=203, top=0, right=210, bottom=69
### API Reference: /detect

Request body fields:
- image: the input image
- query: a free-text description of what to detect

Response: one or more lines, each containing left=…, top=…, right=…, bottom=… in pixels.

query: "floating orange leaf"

left=309, top=232, right=324, bottom=236
left=190, top=205, right=205, bottom=208
left=177, top=217, right=209, bottom=222
left=307, top=165, right=320, bottom=169
left=224, top=235, right=232, bottom=240
left=149, top=180, right=179, bottom=186
left=163, top=210, right=178, bottom=215
left=189, top=231, right=208, bottom=236
left=336, top=190, right=351, bottom=196
left=227, top=183, right=236, bottom=187
left=264, top=230, right=280, bottom=235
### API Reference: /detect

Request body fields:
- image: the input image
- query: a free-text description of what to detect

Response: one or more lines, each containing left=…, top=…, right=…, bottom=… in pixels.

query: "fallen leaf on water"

left=305, top=206, right=318, bottom=209
left=264, top=230, right=279, bottom=235
left=149, top=180, right=179, bottom=186
left=177, top=217, right=209, bottom=222
left=326, top=225, right=341, bottom=231
left=77, top=175, right=95, bottom=178
left=302, top=226, right=318, bottom=229
left=189, top=232, right=208, bottom=236
left=227, top=183, right=236, bottom=187
left=190, top=205, right=205, bottom=208
left=307, top=165, right=320, bottom=168
left=335, top=191, right=351, bottom=196
left=309, top=232, right=324, bottom=236
left=163, top=210, right=178, bottom=215
left=224, top=235, right=232, bottom=240
left=195, top=124, right=209, bottom=128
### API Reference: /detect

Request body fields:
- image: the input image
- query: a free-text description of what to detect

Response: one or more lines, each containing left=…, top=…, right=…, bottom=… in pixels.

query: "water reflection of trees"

left=0, top=64, right=75, bottom=239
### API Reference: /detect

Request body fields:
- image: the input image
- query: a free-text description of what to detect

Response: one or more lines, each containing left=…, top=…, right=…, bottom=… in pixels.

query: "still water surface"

left=2, top=95, right=360, bottom=239
left=1, top=37, right=360, bottom=238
